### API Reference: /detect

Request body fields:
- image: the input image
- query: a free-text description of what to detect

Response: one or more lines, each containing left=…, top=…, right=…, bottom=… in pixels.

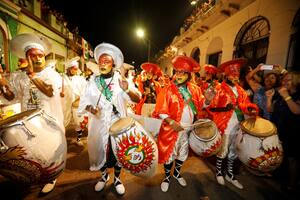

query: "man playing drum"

left=64, top=57, right=88, bottom=145
left=77, top=43, right=140, bottom=195
left=152, top=55, right=205, bottom=192
left=8, top=33, right=65, bottom=194
left=206, top=58, right=258, bottom=189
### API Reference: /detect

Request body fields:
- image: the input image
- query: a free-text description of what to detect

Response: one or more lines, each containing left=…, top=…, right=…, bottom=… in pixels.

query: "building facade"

left=0, top=0, right=92, bottom=72
left=158, top=0, right=300, bottom=76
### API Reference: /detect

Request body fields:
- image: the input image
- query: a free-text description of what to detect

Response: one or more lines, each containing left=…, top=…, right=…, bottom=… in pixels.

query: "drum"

left=189, top=119, right=222, bottom=157
left=0, top=109, right=67, bottom=184
left=109, top=117, right=158, bottom=178
left=235, top=117, right=283, bottom=173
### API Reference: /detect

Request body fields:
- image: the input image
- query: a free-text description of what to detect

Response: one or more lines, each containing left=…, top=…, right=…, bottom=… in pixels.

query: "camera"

left=261, top=65, right=273, bottom=70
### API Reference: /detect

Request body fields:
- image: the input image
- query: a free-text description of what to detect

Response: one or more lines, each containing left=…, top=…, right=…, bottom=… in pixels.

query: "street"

left=0, top=126, right=297, bottom=200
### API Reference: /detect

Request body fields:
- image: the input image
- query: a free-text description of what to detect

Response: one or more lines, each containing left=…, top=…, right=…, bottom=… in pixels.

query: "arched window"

left=233, top=16, right=270, bottom=68
left=287, top=9, right=300, bottom=71
left=190, top=47, right=200, bottom=63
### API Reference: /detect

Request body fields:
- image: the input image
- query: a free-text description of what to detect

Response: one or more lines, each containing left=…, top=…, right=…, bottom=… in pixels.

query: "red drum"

left=109, top=117, right=158, bottom=177
left=236, top=117, right=283, bottom=173
left=189, top=119, right=222, bottom=157
left=0, top=109, right=67, bottom=184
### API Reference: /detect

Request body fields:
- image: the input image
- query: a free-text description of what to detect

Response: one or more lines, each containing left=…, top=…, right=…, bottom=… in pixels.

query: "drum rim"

left=240, top=118, right=277, bottom=137
left=191, top=127, right=218, bottom=142
left=0, top=109, right=41, bottom=128
left=109, top=117, right=135, bottom=136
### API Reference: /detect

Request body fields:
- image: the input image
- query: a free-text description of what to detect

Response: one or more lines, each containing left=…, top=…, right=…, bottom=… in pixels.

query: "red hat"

left=172, top=56, right=200, bottom=72
left=219, top=58, right=246, bottom=76
left=203, top=64, right=218, bottom=75
left=141, top=62, right=161, bottom=76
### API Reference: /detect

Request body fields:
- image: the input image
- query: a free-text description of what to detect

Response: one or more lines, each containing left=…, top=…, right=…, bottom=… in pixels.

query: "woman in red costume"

left=135, top=62, right=162, bottom=116
left=152, top=56, right=204, bottom=192
left=206, top=58, right=258, bottom=189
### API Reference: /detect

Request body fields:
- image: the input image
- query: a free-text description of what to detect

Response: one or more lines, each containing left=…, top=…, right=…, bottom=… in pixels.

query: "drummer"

left=9, top=33, right=65, bottom=194
left=77, top=42, right=140, bottom=195
left=64, top=57, right=88, bottom=145
left=205, top=58, right=258, bottom=189
left=135, top=62, right=162, bottom=116
left=152, top=55, right=205, bottom=192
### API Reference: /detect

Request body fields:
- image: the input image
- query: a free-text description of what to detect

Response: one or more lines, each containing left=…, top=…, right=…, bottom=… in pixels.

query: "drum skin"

left=0, top=109, right=67, bottom=184
left=235, top=129, right=283, bottom=173
left=110, top=117, right=158, bottom=178
left=189, top=119, right=222, bottom=157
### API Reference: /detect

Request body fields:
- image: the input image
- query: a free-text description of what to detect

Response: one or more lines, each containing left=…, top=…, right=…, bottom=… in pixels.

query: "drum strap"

left=177, top=85, right=197, bottom=115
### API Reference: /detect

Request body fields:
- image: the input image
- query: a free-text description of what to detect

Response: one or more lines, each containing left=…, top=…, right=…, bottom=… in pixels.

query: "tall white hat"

left=65, top=56, right=80, bottom=69
left=10, top=33, right=52, bottom=58
left=93, top=43, right=124, bottom=68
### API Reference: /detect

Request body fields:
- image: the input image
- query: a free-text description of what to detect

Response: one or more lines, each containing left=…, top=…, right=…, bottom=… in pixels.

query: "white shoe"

left=114, top=177, right=125, bottom=195
left=216, top=175, right=225, bottom=185
left=173, top=175, right=187, bottom=187
left=41, top=179, right=57, bottom=194
left=161, top=181, right=170, bottom=192
left=89, top=166, right=98, bottom=171
left=225, top=175, right=243, bottom=189
left=95, top=175, right=110, bottom=192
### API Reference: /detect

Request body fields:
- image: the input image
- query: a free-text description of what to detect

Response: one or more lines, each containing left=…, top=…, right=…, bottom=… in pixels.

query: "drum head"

left=0, top=109, right=40, bottom=127
left=109, top=117, right=135, bottom=136
left=241, top=117, right=277, bottom=137
left=193, top=120, right=216, bottom=140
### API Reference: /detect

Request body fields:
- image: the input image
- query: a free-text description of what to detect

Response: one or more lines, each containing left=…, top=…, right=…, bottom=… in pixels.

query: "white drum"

left=189, top=119, right=222, bottom=157
left=0, top=109, right=67, bottom=184
left=236, top=117, right=283, bottom=173
left=109, top=117, right=158, bottom=178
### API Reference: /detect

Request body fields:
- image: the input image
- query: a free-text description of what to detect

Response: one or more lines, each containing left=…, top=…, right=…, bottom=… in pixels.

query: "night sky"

left=45, top=0, right=194, bottom=67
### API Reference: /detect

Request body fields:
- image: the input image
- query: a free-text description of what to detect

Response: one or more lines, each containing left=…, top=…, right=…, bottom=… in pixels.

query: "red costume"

left=152, top=56, right=203, bottom=164
left=135, top=62, right=162, bottom=115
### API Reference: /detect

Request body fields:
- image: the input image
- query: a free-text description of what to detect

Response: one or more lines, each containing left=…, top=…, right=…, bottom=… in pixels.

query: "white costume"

left=78, top=72, right=130, bottom=171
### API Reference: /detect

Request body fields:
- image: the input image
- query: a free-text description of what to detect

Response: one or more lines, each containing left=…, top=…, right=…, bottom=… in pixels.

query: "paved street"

left=0, top=126, right=298, bottom=200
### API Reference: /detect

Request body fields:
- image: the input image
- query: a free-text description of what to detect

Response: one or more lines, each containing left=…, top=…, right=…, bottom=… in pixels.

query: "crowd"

left=0, top=32, right=299, bottom=197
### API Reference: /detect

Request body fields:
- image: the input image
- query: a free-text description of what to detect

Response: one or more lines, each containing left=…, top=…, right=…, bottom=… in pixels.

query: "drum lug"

left=22, top=124, right=37, bottom=137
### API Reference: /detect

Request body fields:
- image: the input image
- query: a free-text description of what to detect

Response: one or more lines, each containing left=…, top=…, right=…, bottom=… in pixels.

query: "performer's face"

left=175, top=70, right=189, bottom=84
left=227, top=74, right=240, bottom=84
left=26, top=48, right=46, bottom=72
left=205, top=72, right=213, bottom=81
left=145, top=71, right=154, bottom=80
left=98, top=54, right=113, bottom=75
left=70, top=67, right=78, bottom=76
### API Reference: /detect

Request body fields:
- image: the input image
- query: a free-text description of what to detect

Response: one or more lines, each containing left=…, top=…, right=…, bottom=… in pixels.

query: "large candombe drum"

left=235, top=117, right=283, bottom=173
left=109, top=117, right=158, bottom=177
left=0, top=109, right=67, bottom=184
left=189, top=119, right=222, bottom=157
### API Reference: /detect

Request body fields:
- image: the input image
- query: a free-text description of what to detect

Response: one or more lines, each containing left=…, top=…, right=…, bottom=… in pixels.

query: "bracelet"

left=284, top=96, right=292, bottom=102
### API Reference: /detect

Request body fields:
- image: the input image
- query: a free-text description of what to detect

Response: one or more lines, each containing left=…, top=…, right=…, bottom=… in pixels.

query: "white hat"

left=93, top=43, right=124, bottom=68
left=65, top=56, right=80, bottom=69
left=10, top=33, right=52, bottom=58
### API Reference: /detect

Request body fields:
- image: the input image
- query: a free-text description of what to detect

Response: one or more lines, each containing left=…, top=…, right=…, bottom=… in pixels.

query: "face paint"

left=175, top=70, right=189, bottom=84
left=26, top=48, right=46, bottom=72
left=98, top=54, right=114, bottom=75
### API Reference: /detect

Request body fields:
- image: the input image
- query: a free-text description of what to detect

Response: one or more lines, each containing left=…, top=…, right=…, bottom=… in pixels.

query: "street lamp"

left=135, top=28, right=151, bottom=62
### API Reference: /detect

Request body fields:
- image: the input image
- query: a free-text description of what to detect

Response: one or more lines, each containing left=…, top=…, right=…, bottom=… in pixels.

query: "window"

left=208, top=51, right=222, bottom=67
left=190, top=47, right=200, bottom=63
left=287, top=9, right=300, bottom=71
left=0, top=26, right=8, bottom=72
left=233, top=16, right=270, bottom=68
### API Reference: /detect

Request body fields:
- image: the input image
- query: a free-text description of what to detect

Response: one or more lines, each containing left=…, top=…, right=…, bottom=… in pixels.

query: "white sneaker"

left=114, top=177, right=125, bottom=195
left=95, top=175, right=110, bottom=192
left=225, top=175, right=243, bottom=189
left=173, top=175, right=187, bottom=187
left=41, top=179, right=57, bottom=194
left=216, top=175, right=225, bottom=185
left=161, top=181, right=170, bottom=192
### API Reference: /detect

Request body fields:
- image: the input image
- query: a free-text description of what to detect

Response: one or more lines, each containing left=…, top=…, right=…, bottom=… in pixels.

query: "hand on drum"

left=247, top=107, right=258, bottom=117
left=165, top=118, right=184, bottom=132
left=86, top=105, right=101, bottom=116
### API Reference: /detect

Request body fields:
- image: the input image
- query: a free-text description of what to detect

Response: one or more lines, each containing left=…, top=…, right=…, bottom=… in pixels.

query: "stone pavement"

left=0, top=127, right=298, bottom=200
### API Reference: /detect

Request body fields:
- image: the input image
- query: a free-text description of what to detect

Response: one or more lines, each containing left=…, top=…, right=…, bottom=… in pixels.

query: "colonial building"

left=0, top=0, right=92, bottom=72
left=157, top=0, right=300, bottom=76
